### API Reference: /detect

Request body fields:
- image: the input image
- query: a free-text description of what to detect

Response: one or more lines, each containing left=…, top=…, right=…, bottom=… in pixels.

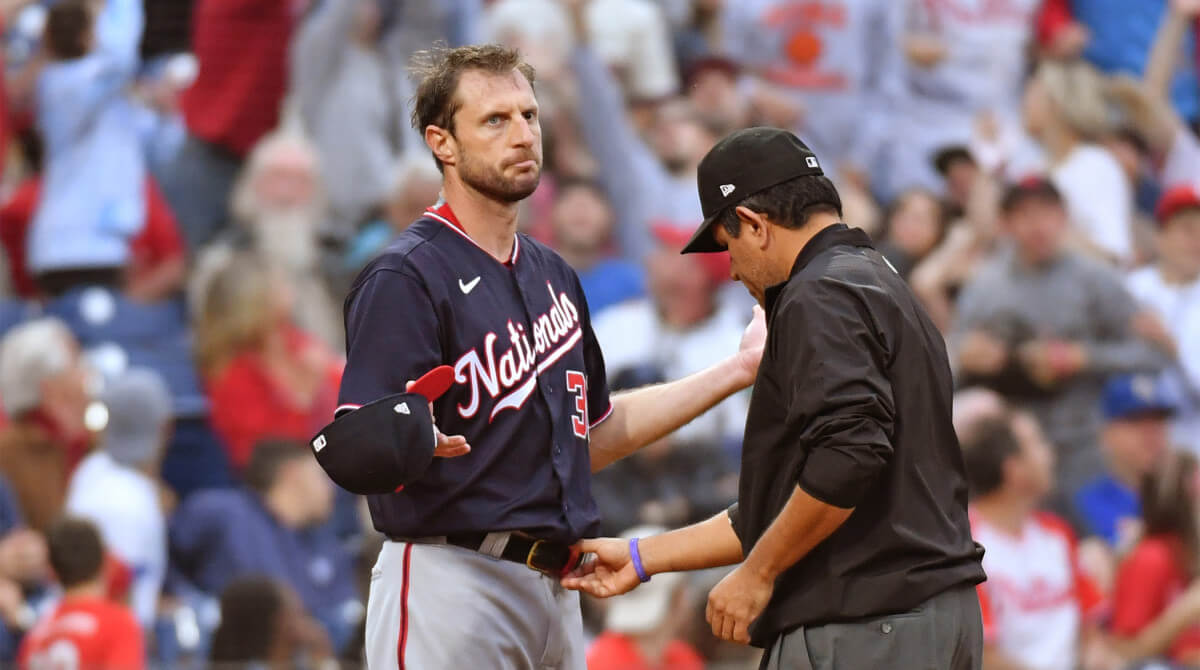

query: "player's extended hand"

left=732, top=305, right=767, bottom=388
left=405, top=380, right=471, bottom=459
left=559, top=538, right=642, bottom=598
left=706, top=564, right=774, bottom=645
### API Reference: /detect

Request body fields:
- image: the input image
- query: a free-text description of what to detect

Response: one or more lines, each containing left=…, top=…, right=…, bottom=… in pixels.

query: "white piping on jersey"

left=588, top=403, right=614, bottom=430
left=425, top=211, right=521, bottom=265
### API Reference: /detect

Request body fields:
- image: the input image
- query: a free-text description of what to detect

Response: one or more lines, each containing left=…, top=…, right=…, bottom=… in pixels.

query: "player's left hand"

left=405, top=380, right=471, bottom=458
left=732, top=305, right=767, bottom=388
left=706, top=564, right=773, bottom=645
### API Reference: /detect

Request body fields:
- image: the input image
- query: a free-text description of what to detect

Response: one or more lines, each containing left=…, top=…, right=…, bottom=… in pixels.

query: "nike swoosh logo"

left=459, top=276, right=481, bottom=294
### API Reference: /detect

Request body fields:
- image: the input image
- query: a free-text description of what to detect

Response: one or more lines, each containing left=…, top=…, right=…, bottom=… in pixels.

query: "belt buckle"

left=524, top=539, right=563, bottom=576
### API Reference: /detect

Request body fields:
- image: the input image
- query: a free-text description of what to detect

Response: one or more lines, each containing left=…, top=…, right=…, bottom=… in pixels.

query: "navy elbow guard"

left=311, top=366, right=455, bottom=495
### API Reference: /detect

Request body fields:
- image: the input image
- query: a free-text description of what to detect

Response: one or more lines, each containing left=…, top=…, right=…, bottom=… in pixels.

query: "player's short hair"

left=47, top=517, right=105, bottom=589
left=716, top=174, right=842, bottom=239
left=45, top=0, right=93, bottom=60
left=244, top=439, right=308, bottom=495
left=960, top=416, right=1021, bottom=498
left=410, top=44, right=536, bottom=172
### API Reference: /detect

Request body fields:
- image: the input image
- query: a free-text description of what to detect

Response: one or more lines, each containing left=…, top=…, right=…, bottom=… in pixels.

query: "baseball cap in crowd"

left=310, top=365, right=456, bottom=495
left=652, top=222, right=730, bottom=284
left=101, top=367, right=172, bottom=468
left=682, top=54, right=742, bottom=89
left=1000, top=176, right=1064, bottom=214
left=682, top=127, right=825, bottom=254
left=1102, top=374, right=1177, bottom=422
left=604, top=525, right=687, bottom=634
left=1154, top=183, right=1200, bottom=224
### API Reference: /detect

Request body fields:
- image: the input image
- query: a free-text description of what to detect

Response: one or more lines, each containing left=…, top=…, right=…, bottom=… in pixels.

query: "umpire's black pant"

left=759, top=584, right=984, bottom=669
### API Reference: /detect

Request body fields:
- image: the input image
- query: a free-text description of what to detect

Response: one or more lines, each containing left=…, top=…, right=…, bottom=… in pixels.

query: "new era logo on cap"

left=806, top=156, right=819, bottom=168
left=720, top=184, right=736, bottom=197
left=394, top=402, right=411, bottom=415
left=312, top=434, right=327, bottom=452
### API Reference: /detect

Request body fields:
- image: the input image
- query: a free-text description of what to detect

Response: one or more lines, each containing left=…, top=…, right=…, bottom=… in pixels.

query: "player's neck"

left=442, top=179, right=519, bottom=262
left=63, top=580, right=106, bottom=601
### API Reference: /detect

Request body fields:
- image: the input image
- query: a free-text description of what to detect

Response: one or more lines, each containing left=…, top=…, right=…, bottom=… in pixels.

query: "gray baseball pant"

left=365, top=539, right=587, bottom=669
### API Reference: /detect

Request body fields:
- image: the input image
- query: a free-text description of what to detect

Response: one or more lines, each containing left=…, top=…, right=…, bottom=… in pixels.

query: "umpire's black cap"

left=682, top=127, right=825, bottom=254
left=309, top=367, right=454, bottom=495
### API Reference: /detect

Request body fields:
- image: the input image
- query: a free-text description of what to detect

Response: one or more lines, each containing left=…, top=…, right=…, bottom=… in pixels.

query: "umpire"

left=563, top=127, right=987, bottom=669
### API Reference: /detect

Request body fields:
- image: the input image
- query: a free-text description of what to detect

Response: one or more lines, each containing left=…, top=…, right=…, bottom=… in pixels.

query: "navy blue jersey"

left=338, top=203, right=613, bottom=543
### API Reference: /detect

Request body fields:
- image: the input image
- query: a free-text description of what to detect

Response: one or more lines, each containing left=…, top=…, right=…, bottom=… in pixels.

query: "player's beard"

left=458, top=148, right=541, bottom=203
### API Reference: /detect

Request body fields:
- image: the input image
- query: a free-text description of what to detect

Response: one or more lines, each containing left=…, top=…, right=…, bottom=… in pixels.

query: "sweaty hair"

left=209, top=577, right=285, bottom=665
left=960, top=416, right=1021, bottom=498
left=717, top=175, right=842, bottom=239
left=45, top=0, right=92, bottom=60
left=244, top=439, right=308, bottom=495
left=410, top=44, right=536, bottom=172
left=1140, top=450, right=1200, bottom=575
left=47, top=518, right=105, bottom=589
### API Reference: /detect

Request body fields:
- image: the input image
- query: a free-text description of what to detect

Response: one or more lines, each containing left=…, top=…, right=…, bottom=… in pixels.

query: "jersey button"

left=554, top=445, right=562, bottom=455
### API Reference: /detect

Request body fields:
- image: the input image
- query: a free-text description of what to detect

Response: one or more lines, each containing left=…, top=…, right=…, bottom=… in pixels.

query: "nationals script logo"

left=454, top=281, right=582, bottom=421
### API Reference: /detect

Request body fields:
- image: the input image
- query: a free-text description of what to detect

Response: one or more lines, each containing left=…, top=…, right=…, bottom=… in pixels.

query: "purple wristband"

left=629, top=538, right=651, bottom=583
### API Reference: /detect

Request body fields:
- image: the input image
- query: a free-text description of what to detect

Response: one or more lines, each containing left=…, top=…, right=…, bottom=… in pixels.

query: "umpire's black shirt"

left=729, top=223, right=985, bottom=647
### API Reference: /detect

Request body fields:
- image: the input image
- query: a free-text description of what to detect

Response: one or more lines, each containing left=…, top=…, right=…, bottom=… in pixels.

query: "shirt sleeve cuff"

left=726, top=502, right=743, bottom=543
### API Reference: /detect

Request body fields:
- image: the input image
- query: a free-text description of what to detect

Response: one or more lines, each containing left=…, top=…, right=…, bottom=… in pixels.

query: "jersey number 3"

left=566, top=370, right=588, bottom=439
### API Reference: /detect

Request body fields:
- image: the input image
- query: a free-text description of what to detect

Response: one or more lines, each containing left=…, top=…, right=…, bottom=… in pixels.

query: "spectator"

left=29, top=0, right=147, bottom=297
left=158, top=0, right=297, bottom=253
left=886, top=0, right=1041, bottom=197
left=952, top=177, right=1169, bottom=507
left=209, top=577, right=334, bottom=670
left=591, top=225, right=746, bottom=446
left=1108, top=450, right=1200, bottom=666
left=0, top=477, right=46, bottom=664
left=341, top=151, right=443, bottom=278
left=168, top=441, right=359, bottom=652
left=291, top=0, right=410, bottom=242
left=0, top=318, right=94, bottom=534
left=192, top=130, right=343, bottom=351
left=16, top=518, right=144, bottom=670
left=875, top=188, right=947, bottom=280
left=962, top=410, right=1112, bottom=670
left=933, top=146, right=980, bottom=220
left=1023, top=60, right=1135, bottom=266
left=1074, top=375, right=1177, bottom=554
left=719, top=0, right=898, bottom=189
left=1126, top=183, right=1200, bottom=455
left=65, top=368, right=173, bottom=629
left=549, top=178, right=644, bottom=315
left=193, top=252, right=341, bottom=472
left=586, top=525, right=704, bottom=670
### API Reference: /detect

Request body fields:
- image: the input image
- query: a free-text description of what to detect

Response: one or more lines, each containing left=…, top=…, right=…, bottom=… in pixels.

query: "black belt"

left=388, top=532, right=582, bottom=577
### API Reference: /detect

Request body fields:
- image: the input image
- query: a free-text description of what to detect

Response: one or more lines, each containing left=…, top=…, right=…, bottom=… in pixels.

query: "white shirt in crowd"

left=1126, top=266, right=1200, bottom=454
left=592, top=295, right=749, bottom=446
left=1052, top=144, right=1135, bottom=265
left=65, top=450, right=167, bottom=629
left=971, top=511, right=1104, bottom=670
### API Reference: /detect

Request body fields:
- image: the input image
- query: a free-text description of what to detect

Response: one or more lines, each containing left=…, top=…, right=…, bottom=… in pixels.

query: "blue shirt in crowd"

left=1074, top=474, right=1141, bottom=547
left=168, top=489, right=359, bottom=650
left=577, top=259, right=645, bottom=315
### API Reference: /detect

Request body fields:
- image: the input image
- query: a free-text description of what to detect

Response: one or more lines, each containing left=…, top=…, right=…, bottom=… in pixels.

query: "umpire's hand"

left=405, top=380, right=471, bottom=458
left=559, top=538, right=641, bottom=598
left=706, top=564, right=773, bottom=645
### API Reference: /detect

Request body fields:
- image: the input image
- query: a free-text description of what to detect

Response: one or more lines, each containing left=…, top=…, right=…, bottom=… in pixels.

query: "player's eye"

left=523, top=110, right=537, bottom=121
left=486, top=115, right=503, bottom=126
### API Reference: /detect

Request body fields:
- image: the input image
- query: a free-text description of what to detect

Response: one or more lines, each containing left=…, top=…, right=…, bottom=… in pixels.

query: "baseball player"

left=309, top=44, right=765, bottom=669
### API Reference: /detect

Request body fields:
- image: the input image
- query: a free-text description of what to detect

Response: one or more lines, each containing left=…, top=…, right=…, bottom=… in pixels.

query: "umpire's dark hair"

left=45, top=0, right=93, bottom=61
left=244, top=439, right=308, bottom=495
left=47, top=517, right=105, bottom=589
left=210, top=577, right=285, bottom=665
left=716, top=175, right=842, bottom=239
left=960, top=416, right=1022, bottom=498
left=410, top=43, right=536, bottom=173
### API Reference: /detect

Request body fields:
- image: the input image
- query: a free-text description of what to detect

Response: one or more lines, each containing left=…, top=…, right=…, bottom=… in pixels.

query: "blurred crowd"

left=0, top=0, right=1194, bottom=668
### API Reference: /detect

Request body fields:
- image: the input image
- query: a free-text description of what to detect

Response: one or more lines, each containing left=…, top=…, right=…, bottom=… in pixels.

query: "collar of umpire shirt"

left=762, top=223, right=874, bottom=319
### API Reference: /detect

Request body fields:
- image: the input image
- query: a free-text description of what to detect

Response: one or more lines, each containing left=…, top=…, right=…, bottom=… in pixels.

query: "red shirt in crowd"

left=17, top=597, right=144, bottom=670
left=1111, top=535, right=1200, bottom=663
left=586, top=633, right=704, bottom=670
left=0, top=177, right=185, bottom=297
left=180, top=0, right=297, bottom=157
left=207, top=327, right=342, bottom=470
